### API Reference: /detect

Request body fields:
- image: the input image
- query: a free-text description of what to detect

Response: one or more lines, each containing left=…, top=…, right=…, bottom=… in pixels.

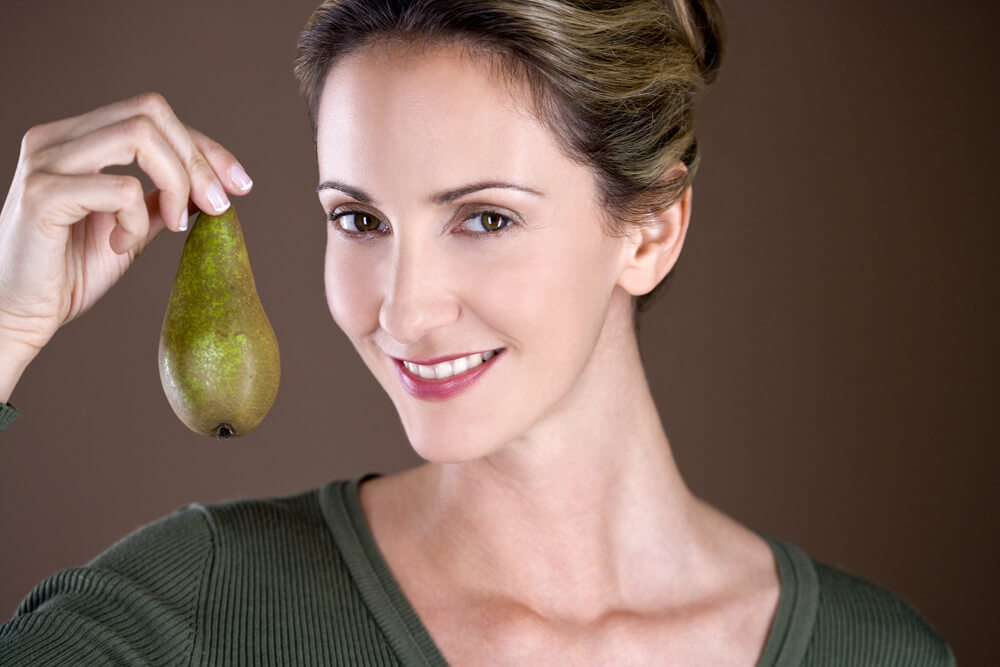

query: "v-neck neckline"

left=321, top=476, right=449, bottom=666
left=320, top=477, right=818, bottom=667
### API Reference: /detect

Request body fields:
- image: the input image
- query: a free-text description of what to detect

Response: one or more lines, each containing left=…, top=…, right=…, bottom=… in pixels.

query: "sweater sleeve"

left=804, top=560, right=956, bottom=667
left=0, top=401, right=18, bottom=432
left=0, top=505, right=215, bottom=666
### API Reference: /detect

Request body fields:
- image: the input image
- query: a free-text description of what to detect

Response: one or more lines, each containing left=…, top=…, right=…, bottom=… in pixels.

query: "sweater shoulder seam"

left=182, top=503, right=219, bottom=667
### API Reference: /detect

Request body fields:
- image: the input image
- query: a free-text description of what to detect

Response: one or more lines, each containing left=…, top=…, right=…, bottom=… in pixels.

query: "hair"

left=295, top=0, right=725, bottom=318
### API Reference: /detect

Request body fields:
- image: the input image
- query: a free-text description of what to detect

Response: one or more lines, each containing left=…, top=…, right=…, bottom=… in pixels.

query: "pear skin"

left=158, top=207, right=280, bottom=438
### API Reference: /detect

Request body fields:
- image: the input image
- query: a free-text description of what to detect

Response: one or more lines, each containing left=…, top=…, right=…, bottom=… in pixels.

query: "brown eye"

left=465, top=211, right=513, bottom=233
left=355, top=213, right=381, bottom=231
left=336, top=212, right=384, bottom=233
left=482, top=213, right=506, bottom=231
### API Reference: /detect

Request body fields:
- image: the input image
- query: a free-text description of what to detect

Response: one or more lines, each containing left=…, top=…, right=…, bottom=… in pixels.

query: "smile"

left=402, top=349, right=500, bottom=380
left=395, top=348, right=504, bottom=400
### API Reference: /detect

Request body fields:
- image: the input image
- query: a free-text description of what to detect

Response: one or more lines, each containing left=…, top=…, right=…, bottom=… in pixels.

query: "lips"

left=402, top=349, right=499, bottom=380
left=395, top=348, right=504, bottom=400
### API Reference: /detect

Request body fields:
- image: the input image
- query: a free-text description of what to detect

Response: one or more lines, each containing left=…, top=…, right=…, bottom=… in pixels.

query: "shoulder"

left=804, top=556, right=955, bottom=667
left=0, top=482, right=379, bottom=665
left=187, top=485, right=331, bottom=554
left=77, top=484, right=336, bottom=584
left=0, top=502, right=216, bottom=664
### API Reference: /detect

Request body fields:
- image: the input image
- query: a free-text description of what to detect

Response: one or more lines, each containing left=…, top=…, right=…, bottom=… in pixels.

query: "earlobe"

left=617, top=185, right=692, bottom=296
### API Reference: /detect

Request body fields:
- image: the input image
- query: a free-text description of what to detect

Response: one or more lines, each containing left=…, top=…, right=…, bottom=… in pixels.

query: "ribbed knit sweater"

left=0, top=474, right=955, bottom=666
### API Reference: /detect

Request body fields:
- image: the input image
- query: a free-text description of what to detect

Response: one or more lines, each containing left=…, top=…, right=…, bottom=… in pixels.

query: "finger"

left=34, top=115, right=190, bottom=233
left=91, top=93, right=244, bottom=215
left=33, top=93, right=173, bottom=144
left=27, top=172, right=150, bottom=254
left=36, top=93, right=236, bottom=218
left=95, top=190, right=172, bottom=260
left=137, top=188, right=170, bottom=250
left=187, top=125, right=254, bottom=195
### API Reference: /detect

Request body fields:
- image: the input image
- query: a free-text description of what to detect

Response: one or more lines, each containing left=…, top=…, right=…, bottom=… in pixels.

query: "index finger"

left=45, top=92, right=252, bottom=213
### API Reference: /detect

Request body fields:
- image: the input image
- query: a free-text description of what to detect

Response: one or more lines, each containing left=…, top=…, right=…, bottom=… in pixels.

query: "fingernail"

left=179, top=210, right=189, bottom=231
left=230, top=163, right=253, bottom=191
left=206, top=182, right=230, bottom=213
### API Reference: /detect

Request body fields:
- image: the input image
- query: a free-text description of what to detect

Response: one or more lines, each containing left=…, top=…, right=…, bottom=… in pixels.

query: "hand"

left=0, top=92, right=253, bottom=399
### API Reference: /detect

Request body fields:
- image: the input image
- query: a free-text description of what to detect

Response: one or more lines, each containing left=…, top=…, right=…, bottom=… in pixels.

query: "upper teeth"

left=404, top=350, right=498, bottom=380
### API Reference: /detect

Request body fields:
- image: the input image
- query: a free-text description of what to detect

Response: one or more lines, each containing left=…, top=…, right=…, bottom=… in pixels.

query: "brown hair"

left=295, top=0, right=725, bottom=315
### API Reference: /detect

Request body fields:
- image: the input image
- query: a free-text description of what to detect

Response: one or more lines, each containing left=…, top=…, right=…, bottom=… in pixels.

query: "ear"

left=616, top=184, right=692, bottom=297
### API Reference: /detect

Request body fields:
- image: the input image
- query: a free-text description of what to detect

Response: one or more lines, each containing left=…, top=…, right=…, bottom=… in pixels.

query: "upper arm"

left=0, top=505, right=215, bottom=666
left=805, top=561, right=955, bottom=667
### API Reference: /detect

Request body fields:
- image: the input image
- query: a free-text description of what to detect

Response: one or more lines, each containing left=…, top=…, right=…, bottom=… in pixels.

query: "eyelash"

left=327, top=207, right=517, bottom=238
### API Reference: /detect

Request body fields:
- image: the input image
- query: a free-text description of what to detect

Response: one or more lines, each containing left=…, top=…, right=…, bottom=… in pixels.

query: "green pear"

left=158, top=207, right=280, bottom=438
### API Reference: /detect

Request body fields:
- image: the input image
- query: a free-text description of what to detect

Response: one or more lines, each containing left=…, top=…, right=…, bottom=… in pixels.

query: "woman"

left=0, top=1, right=954, bottom=664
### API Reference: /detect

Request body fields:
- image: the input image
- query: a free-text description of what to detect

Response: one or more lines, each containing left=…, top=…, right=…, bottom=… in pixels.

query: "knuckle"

left=20, top=171, right=51, bottom=211
left=123, top=114, right=156, bottom=142
left=133, top=91, right=176, bottom=129
left=196, top=134, right=225, bottom=162
left=111, top=174, right=144, bottom=202
left=19, top=124, right=58, bottom=169
left=20, top=124, right=47, bottom=153
left=186, top=150, right=213, bottom=179
left=133, top=91, right=169, bottom=115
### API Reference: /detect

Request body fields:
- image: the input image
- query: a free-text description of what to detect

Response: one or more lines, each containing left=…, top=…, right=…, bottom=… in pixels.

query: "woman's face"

left=316, top=43, right=635, bottom=462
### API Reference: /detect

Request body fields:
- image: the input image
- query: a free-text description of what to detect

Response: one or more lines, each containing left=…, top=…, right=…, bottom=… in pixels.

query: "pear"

left=158, top=207, right=280, bottom=439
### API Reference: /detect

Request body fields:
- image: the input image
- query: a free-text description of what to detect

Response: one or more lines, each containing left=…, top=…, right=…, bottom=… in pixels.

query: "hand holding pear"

left=159, top=207, right=279, bottom=438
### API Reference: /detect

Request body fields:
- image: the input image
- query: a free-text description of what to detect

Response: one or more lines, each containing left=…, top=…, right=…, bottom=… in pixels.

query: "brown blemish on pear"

left=158, top=207, right=280, bottom=438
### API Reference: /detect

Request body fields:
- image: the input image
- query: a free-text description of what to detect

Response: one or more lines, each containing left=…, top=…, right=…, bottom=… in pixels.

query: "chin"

left=396, top=409, right=506, bottom=464
left=407, top=439, right=497, bottom=465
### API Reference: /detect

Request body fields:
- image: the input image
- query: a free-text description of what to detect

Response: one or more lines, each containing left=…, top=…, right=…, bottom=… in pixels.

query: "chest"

left=414, top=593, right=774, bottom=666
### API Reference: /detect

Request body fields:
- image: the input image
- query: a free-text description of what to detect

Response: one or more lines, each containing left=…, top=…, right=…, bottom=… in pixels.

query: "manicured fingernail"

left=230, top=163, right=253, bottom=191
left=206, top=182, right=230, bottom=213
left=179, top=210, right=189, bottom=231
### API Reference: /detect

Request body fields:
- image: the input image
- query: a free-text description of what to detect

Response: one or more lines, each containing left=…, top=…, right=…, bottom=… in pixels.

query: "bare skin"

left=0, top=92, right=253, bottom=403
left=358, top=295, right=780, bottom=665
left=0, top=45, right=781, bottom=666
left=319, top=43, right=782, bottom=665
left=364, top=468, right=779, bottom=665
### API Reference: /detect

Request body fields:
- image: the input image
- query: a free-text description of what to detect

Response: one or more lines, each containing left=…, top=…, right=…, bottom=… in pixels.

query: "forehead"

left=314, top=42, right=564, bottom=195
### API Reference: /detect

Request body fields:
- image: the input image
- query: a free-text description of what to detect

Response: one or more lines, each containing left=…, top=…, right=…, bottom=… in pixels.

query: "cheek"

left=469, top=227, right=622, bottom=351
left=324, top=236, right=382, bottom=339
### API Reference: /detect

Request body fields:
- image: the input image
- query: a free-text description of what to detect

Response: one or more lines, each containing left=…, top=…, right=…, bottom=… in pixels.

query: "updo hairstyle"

left=295, top=0, right=725, bottom=315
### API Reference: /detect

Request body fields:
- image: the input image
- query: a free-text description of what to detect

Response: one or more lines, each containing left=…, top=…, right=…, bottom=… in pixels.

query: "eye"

left=330, top=211, right=386, bottom=233
left=462, top=211, right=513, bottom=233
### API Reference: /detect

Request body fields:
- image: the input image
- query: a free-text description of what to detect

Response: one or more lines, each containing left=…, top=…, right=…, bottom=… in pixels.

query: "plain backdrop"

left=1, top=1, right=996, bottom=664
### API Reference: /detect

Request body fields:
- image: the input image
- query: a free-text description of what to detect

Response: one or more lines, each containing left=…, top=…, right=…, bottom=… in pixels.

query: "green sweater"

left=0, top=474, right=955, bottom=666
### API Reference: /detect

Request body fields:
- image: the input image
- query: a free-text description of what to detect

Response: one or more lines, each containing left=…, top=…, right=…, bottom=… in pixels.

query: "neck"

left=397, top=291, right=704, bottom=620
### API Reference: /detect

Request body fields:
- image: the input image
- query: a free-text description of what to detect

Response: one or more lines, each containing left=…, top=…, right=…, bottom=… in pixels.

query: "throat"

left=369, top=451, right=697, bottom=622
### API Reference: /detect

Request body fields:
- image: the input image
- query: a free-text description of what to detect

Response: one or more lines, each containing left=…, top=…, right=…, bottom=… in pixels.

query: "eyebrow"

left=315, top=180, right=544, bottom=205
left=315, top=180, right=374, bottom=204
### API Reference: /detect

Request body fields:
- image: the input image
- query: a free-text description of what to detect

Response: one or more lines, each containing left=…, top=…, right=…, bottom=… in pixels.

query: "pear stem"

left=214, top=423, right=235, bottom=439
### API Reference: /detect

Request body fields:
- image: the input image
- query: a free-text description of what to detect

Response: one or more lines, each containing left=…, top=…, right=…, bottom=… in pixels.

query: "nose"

left=378, top=240, right=461, bottom=345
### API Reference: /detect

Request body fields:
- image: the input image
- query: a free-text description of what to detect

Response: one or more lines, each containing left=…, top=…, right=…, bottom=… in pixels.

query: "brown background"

left=1, top=0, right=996, bottom=663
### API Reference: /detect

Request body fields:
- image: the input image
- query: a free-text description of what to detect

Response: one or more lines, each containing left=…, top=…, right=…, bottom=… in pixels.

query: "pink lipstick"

left=395, top=349, right=504, bottom=400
